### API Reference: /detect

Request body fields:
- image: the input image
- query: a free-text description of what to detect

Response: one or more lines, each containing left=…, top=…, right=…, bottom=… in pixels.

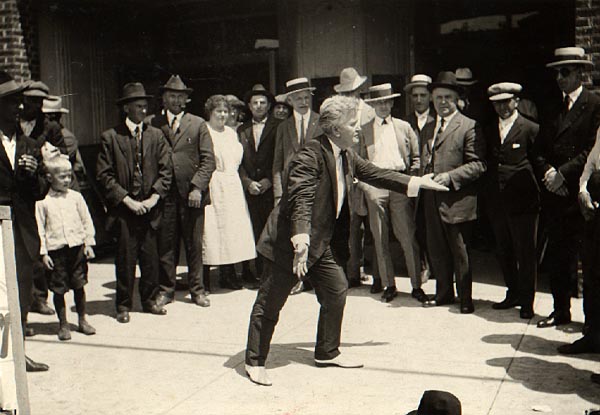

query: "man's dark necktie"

left=300, top=116, right=305, bottom=147
left=131, top=126, right=143, bottom=197
left=563, top=95, right=571, bottom=115
left=382, top=118, right=387, bottom=125
left=426, top=118, right=445, bottom=173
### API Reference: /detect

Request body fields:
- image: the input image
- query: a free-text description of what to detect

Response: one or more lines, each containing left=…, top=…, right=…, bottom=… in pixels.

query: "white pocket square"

left=512, top=143, right=521, bottom=149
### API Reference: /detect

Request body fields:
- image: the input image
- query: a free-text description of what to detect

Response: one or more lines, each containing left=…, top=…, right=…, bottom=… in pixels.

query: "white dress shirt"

left=1, top=131, right=16, bottom=169
left=416, top=108, right=430, bottom=131
left=252, top=117, right=267, bottom=151
left=293, top=110, right=310, bottom=144
left=431, top=110, right=458, bottom=149
left=564, top=85, right=583, bottom=112
left=125, top=117, right=143, bottom=138
left=19, top=119, right=36, bottom=137
left=166, top=110, right=183, bottom=133
left=498, top=110, right=519, bottom=144
left=372, top=116, right=406, bottom=171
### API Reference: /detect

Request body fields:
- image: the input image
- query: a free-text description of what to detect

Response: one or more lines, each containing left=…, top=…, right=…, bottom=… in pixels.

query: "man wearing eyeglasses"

left=533, top=47, right=600, bottom=330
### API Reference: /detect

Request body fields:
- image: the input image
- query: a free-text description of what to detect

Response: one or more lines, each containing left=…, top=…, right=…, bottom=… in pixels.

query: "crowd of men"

left=0, top=45, right=599, bottom=385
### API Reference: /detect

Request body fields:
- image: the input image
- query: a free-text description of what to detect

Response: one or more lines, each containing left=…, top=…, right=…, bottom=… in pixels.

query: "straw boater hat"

left=403, top=74, right=433, bottom=92
left=42, top=95, right=69, bottom=113
left=23, top=80, right=50, bottom=98
left=546, top=46, right=594, bottom=68
left=455, top=68, right=477, bottom=86
left=364, top=83, right=401, bottom=102
left=487, top=82, right=522, bottom=101
left=428, top=71, right=464, bottom=93
left=243, top=83, right=274, bottom=104
left=406, top=390, right=461, bottom=415
left=0, top=71, right=25, bottom=98
left=159, top=75, right=193, bottom=95
left=116, top=82, right=153, bottom=105
left=334, top=67, right=367, bottom=93
left=284, top=77, right=316, bottom=96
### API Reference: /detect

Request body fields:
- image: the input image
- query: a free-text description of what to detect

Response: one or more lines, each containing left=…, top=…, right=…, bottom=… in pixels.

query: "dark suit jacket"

left=238, top=115, right=280, bottom=191
left=404, top=108, right=436, bottom=135
left=419, top=111, right=486, bottom=224
left=96, top=123, right=172, bottom=230
left=272, top=110, right=322, bottom=200
left=17, top=113, right=66, bottom=152
left=533, top=88, right=600, bottom=212
left=483, top=114, right=540, bottom=214
left=0, top=134, right=43, bottom=260
left=257, top=134, right=414, bottom=271
left=147, top=112, right=215, bottom=205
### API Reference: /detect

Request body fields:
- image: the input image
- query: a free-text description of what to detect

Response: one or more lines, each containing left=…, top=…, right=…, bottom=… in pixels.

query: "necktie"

left=382, top=118, right=387, bottom=125
left=170, top=116, right=178, bottom=132
left=426, top=118, right=445, bottom=173
left=300, top=116, right=305, bottom=146
left=340, top=149, right=349, bottom=177
left=563, top=95, right=571, bottom=114
left=134, top=126, right=142, bottom=172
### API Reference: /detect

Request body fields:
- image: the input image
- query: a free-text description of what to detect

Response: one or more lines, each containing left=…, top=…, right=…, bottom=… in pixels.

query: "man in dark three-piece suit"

left=96, top=82, right=172, bottom=324
left=0, top=71, right=49, bottom=372
left=482, top=82, right=540, bottom=320
left=238, top=84, right=281, bottom=286
left=533, top=47, right=600, bottom=332
left=420, top=72, right=486, bottom=314
left=244, top=95, right=448, bottom=386
left=147, top=75, right=215, bottom=308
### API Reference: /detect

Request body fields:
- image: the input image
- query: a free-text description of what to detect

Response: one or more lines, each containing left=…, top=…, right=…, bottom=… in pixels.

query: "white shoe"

left=245, top=364, right=272, bottom=386
left=314, top=355, right=363, bottom=368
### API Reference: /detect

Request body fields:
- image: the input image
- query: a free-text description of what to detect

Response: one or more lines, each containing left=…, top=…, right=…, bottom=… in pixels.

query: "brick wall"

left=0, top=0, right=37, bottom=81
left=576, top=0, right=600, bottom=89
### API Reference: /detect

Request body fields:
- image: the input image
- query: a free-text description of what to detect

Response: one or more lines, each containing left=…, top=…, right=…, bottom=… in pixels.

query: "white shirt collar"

left=499, top=110, right=519, bottom=128
left=294, top=110, right=310, bottom=122
left=377, top=116, right=391, bottom=126
left=564, top=84, right=583, bottom=105
left=166, top=110, right=183, bottom=124
left=437, top=109, right=458, bottom=126
left=125, top=117, right=143, bottom=135
left=416, top=108, right=430, bottom=120
left=253, top=116, right=267, bottom=125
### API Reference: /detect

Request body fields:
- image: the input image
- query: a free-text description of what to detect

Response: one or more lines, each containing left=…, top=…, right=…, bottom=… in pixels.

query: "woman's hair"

left=319, top=95, right=359, bottom=136
left=44, top=154, right=71, bottom=174
left=204, top=95, right=230, bottom=119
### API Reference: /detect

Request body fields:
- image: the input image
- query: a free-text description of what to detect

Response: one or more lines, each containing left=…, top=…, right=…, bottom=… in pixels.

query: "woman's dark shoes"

left=520, top=308, right=534, bottom=320
left=25, top=355, right=49, bottom=372
left=78, top=320, right=96, bottom=335
left=57, top=324, right=71, bottom=341
left=370, top=279, right=383, bottom=294
left=381, top=286, right=397, bottom=303
left=116, top=310, right=130, bottom=323
left=536, top=312, right=571, bottom=328
left=492, top=297, right=519, bottom=310
left=411, top=288, right=429, bottom=303
left=30, top=301, right=55, bottom=315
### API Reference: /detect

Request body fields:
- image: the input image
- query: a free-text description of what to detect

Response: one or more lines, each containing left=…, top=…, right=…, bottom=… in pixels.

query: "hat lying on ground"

left=406, top=390, right=461, bottom=415
left=487, top=82, right=522, bottom=101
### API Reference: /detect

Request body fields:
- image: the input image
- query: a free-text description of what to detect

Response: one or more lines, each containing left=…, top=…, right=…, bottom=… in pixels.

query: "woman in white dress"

left=202, top=95, right=256, bottom=289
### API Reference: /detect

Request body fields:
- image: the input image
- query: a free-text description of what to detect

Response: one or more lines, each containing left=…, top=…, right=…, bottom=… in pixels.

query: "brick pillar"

left=0, top=0, right=37, bottom=81
left=575, top=0, right=600, bottom=89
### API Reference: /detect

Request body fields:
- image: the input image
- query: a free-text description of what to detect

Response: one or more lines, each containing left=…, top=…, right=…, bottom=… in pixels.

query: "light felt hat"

left=159, top=74, right=193, bottom=94
left=23, top=80, right=50, bottom=98
left=403, top=74, right=433, bottom=92
left=0, top=71, right=25, bottom=98
left=364, top=83, right=401, bottom=103
left=546, top=46, right=594, bottom=68
left=285, top=77, right=316, bottom=96
left=487, top=82, right=522, bottom=101
left=455, top=68, right=478, bottom=86
left=334, top=67, right=367, bottom=93
left=42, top=95, right=69, bottom=113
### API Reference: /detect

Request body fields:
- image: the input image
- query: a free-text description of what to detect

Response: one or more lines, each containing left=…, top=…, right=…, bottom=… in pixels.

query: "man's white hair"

left=319, top=95, right=359, bottom=136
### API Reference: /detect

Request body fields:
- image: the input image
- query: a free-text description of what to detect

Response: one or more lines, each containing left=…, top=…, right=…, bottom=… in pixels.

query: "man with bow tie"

left=147, top=75, right=215, bottom=308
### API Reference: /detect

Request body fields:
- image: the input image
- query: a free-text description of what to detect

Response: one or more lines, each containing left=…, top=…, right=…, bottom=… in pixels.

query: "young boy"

left=35, top=153, right=96, bottom=341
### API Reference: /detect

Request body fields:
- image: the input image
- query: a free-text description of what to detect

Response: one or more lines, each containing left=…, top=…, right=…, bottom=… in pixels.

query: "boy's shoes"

left=57, top=325, right=71, bottom=341
left=116, top=310, right=130, bottom=323
left=78, top=320, right=96, bottom=335
left=30, top=301, right=55, bottom=315
left=143, top=304, right=167, bottom=315
left=25, top=355, right=49, bottom=372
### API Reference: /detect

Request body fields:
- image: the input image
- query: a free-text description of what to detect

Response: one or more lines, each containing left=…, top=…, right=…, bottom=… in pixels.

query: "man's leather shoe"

left=30, top=301, right=55, bottom=315
left=537, top=312, right=571, bottom=328
left=155, top=293, right=174, bottom=308
left=591, top=373, right=600, bottom=385
left=492, top=297, right=519, bottom=310
left=460, top=301, right=475, bottom=314
left=143, top=304, right=167, bottom=315
left=411, top=288, right=428, bottom=303
left=245, top=364, right=272, bottom=386
left=520, top=308, right=534, bottom=319
left=192, top=293, right=210, bottom=307
left=116, top=310, right=130, bottom=323
left=370, top=279, right=383, bottom=294
left=347, top=278, right=362, bottom=288
left=24, top=326, right=35, bottom=337
left=557, top=337, right=600, bottom=355
left=315, top=355, right=363, bottom=368
left=423, top=297, right=454, bottom=308
left=382, top=286, right=397, bottom=303
left=25, top=356, right=49, bottom=372
left=290, top=281, right=304, bottom=295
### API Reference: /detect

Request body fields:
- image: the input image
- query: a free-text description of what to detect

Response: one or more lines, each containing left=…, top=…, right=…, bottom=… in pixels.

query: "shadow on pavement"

left=487, top=356, right=600, bottom=405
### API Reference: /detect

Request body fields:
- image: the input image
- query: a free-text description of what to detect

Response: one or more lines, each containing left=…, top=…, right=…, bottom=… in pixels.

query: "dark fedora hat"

left=159, top=75, right=193, bottom=95
left=406, top=390, right=461, bottom=415
left=0, top=71, right=25, bottom=99
left=243, top=83, right=274, bottom=104
left=116, top=82, right=153, bottom=105
left=428, top=72, right=464, bottom=93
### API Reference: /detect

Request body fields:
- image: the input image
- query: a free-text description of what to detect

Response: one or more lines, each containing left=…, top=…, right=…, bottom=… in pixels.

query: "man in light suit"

left=533, top=47, right=600, bottom=330
left=482, top=83, right=540, bottom=320
left=359, top=83, right=427, bottom=303
left=421, top=72, right=486, bottom=314
left=147, top=75, right=215, bottom=308
left=239, top=84, right=282, bottom=286
left=96, top=83, right=173, bottom=323
left=244, top=95, right=448, bottom=386
left=334, top=67, right=377, bottom=288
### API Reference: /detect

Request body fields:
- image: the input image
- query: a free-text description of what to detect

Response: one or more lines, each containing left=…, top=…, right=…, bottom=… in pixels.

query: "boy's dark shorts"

left=46, top=245, right=88, bottom=295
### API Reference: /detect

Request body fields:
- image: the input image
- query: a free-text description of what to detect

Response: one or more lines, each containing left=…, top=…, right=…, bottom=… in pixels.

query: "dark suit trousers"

left=31, top=259, right=49, bottom=303
left=246, top=190, right=274, bottom=276
left=157, top=187, right=205, bottom=297
left=581, top=216, right=600, bottom=339
left=488, top=207, right=538, bottom=309
left=246, top=248, right=348, bottom=366
left=423, top=191, right=473, bottom=303
left=113, top=213, right=160, bottom=312
left=13, top=223, right=33, bottom=328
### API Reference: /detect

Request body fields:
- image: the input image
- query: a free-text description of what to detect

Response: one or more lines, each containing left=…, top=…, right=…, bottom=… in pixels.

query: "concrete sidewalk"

left=25, top=252, right=600, bottom=415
